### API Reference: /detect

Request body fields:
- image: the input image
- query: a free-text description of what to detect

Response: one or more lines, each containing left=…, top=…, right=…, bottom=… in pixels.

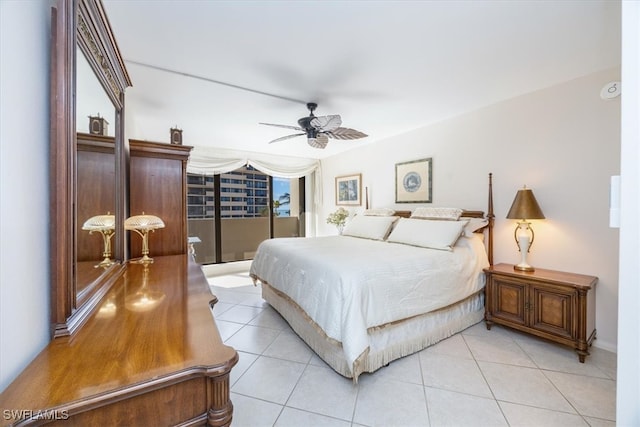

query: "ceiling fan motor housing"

left=298, top=116, right=315, bottom=131
left=299, top=102, right=320, bottom=136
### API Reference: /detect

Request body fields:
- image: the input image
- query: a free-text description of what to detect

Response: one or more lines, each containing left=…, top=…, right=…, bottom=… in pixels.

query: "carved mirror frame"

left=51, top=0, right=131, bottom=337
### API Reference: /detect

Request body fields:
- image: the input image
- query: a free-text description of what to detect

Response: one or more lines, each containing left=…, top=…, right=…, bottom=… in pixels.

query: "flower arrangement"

left=326, top=207, right=350, bottom=233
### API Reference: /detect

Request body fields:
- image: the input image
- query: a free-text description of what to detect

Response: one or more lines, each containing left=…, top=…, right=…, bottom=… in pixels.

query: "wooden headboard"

left=396, top=209, right=484, bottom=219
left=391, top=173, right=494, bottom=265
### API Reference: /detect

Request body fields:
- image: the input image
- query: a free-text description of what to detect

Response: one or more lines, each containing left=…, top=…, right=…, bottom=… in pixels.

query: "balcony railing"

left=188, top=216, right=301, bottom=264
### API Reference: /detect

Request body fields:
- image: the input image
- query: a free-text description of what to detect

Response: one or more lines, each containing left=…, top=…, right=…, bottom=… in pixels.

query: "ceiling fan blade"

left=307, top=133, right=329, bottom=149
left=325, top=127, right=368, bottom=140
left=268, top=133, right=305, bottom=144
left=310, top=115, right=342, bottom=132
left=259, top=122, right=304, bottom=131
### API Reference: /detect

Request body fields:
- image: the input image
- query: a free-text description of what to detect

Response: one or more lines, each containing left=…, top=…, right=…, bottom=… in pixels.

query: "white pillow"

left=342, top=215, right=399, bottom=240
left=362, top=208, right=396, bottom=217
left=463, top=218, right=489, bottom=237
left=387, top=218, right=468, bottom=251
left=411, top=207, right=463, bottom=221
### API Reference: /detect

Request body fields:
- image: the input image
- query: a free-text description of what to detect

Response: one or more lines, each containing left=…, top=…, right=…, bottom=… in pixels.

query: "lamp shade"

left=82, top=214, right=115, bottom=231
left=124, top=214, right=165, bottom=231
left=506, top=187, right=545, bottom=220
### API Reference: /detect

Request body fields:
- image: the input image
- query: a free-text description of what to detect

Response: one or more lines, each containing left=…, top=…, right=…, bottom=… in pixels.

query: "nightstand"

left=484, top=263, right=597, bottom=362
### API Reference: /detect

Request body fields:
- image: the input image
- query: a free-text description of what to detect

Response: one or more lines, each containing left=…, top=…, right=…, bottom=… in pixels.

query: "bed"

left=250, top=175, right=494, bottom=381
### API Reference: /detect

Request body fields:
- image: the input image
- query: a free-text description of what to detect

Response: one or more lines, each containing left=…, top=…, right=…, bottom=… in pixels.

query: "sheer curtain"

left=187, top=145, right=322, bottom=235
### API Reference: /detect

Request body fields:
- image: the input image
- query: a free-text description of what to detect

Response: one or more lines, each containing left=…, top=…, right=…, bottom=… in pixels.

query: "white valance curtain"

left=187, top=145, right=319, bottom=178
left=187, top=145, right=322, bottom=234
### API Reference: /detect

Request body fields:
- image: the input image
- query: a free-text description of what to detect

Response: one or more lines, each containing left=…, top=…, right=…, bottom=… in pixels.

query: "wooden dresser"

left=484, top=263, right=597, bottom=362
left=0, top=255, right=238, bottom=426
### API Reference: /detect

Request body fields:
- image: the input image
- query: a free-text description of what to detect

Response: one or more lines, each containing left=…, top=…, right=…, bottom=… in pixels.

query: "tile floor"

left=206, top=268, right=616, bottom=427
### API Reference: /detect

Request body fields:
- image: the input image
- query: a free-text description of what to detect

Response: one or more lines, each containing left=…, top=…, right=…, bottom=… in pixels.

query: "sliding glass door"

left=187, top=166, right=305, bottom=264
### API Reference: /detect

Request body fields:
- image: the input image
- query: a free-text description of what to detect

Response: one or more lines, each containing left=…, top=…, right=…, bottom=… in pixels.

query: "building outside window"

left=187, top=166, right=291, bottom=219
left=187, top=166, right=299, bottom=264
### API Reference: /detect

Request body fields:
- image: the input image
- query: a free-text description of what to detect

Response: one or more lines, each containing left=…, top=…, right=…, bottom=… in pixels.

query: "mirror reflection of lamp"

left=125, top=213, right=165, bottom=264
left=506, top=186, right=545, bottom=272
left=82, top=213, right=116, bottom=268
left=125, top=264, right=166, bottom=312
left=96, top=295, right=117, bottom=318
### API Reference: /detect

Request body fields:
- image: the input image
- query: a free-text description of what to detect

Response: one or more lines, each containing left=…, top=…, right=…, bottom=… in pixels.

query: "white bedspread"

left=249, top=234, right=489, bottom=375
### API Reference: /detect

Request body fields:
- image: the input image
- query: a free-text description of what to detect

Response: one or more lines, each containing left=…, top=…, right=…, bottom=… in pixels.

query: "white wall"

left=0, top=1, right=52, bottom=391
left=616, top=1, right=640, bottom=424
left=320, top=68, right=621, bottom=351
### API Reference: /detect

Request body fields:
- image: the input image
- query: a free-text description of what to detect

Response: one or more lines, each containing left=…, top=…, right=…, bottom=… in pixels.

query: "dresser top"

left=485, top=263, right=598, bottom=289
left=0, top=255, right=237, bottom=424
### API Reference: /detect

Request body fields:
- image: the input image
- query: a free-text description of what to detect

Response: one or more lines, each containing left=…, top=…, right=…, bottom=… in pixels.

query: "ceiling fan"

left=260, top=102, right=368, bottom=149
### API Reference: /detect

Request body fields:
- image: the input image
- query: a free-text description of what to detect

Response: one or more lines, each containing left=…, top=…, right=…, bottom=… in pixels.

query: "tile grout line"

left=460, top=331, right=512, bottom=426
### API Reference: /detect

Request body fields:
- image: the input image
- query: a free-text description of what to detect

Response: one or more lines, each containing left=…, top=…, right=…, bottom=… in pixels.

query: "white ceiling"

left=102, top=0, right=620, bottom=160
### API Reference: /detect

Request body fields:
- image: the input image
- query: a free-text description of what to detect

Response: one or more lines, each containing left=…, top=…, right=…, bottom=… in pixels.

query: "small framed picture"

left=335, top=173, right=362, bottom=206
left=395, top=158, right=433, bottom=203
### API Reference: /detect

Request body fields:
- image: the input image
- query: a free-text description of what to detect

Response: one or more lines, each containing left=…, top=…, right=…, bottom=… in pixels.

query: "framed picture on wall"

left=395, top=158, right=432, bottom=203
left=335, top=173, right=362, bottom=206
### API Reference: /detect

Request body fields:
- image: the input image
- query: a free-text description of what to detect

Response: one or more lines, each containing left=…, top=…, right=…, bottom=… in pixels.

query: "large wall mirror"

left=51, top=0, right=131, bottom=337
left=76, top=46, right=117, bottom=303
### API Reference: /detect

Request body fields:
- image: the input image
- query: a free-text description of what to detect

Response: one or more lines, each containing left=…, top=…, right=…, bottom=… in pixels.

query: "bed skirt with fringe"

left=257, top=278, right=485, bottom=382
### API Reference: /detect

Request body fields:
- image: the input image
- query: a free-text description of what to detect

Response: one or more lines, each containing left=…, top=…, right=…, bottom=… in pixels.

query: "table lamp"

left=506, top=186, right=545, bottom=272
left=82, top=213, right=116, bottom=268
left=125, top=213, right=165, bottom=264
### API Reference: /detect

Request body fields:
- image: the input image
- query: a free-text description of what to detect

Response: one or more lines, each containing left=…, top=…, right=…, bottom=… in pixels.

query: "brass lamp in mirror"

left=125, top=214, right=166, bottom=264
left=82, top=213, right=116, bottom=268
